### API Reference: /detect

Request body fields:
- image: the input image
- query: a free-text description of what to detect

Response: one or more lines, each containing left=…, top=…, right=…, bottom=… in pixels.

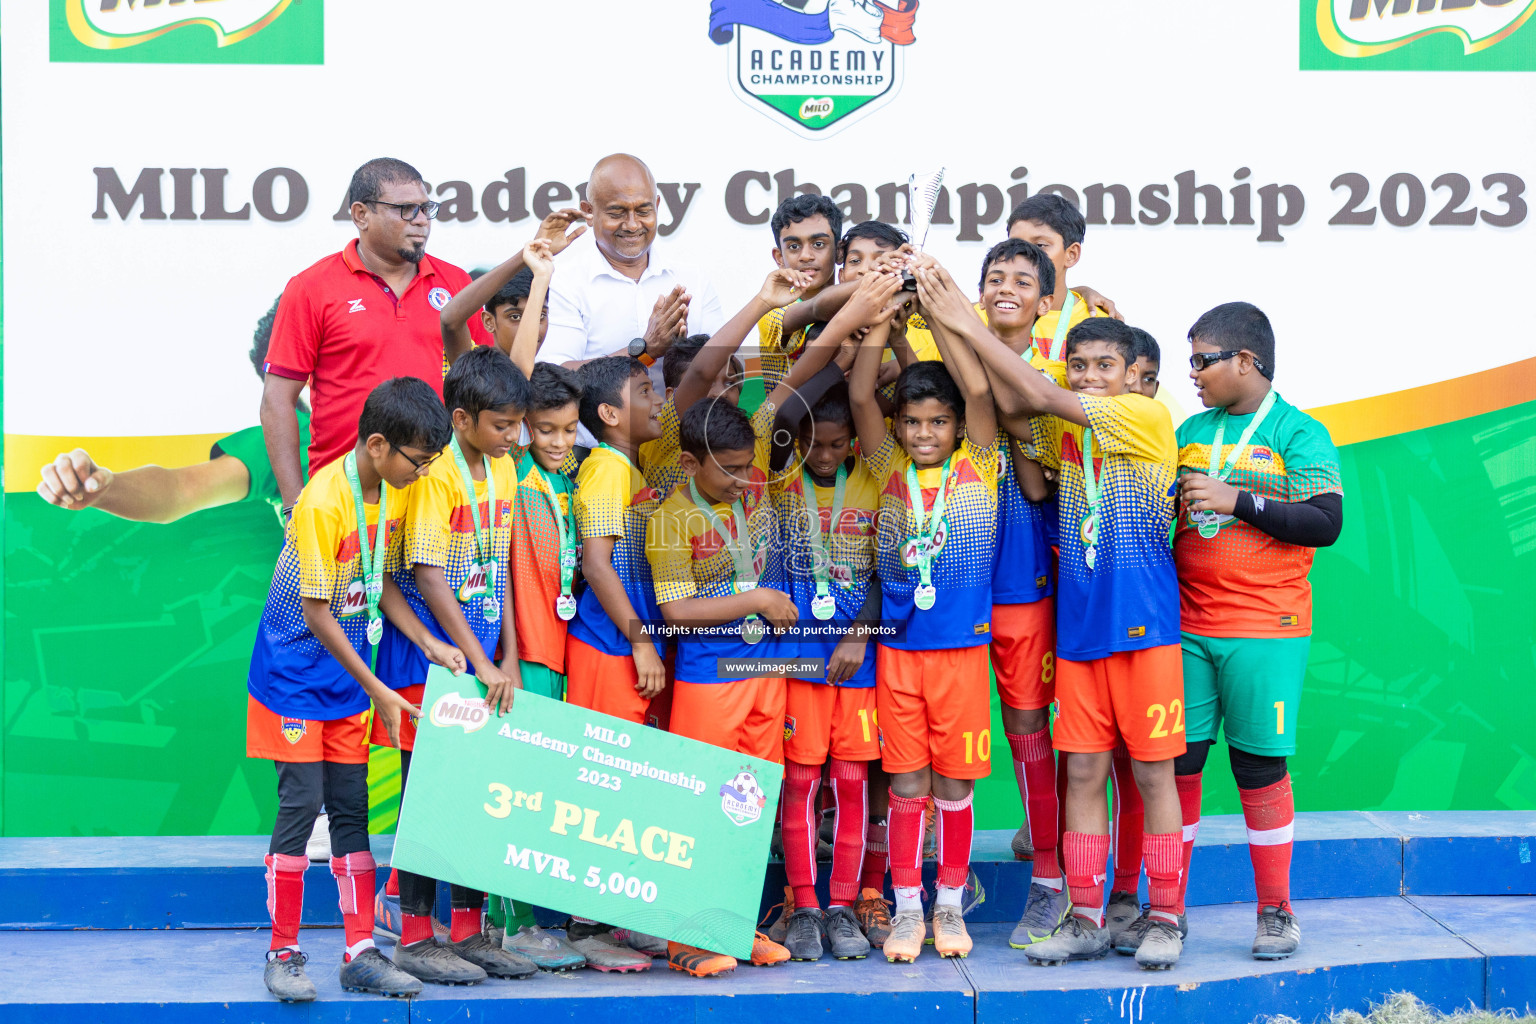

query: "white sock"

left=344, top=937, right=375, bottom=961
left=1035, top=875, right=1064, bottom=892
left=936, top=885, right=963, bottom=909
left=894, top=885, right=923, bottom=913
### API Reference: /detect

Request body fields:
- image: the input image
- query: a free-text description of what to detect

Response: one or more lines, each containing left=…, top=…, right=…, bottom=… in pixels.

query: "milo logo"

left=339, top=578, right=367, bottom=617
left=430, top=692, right=490, bottom=734
left=798, top=96, right=834, bottom=120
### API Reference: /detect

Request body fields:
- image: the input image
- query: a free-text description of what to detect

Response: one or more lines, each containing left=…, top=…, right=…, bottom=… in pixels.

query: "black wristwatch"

left=627, top=337, right=655, bottom=367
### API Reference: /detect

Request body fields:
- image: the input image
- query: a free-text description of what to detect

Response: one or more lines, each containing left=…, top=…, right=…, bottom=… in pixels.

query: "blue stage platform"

left=2, top=811, right=1533, bottom=1023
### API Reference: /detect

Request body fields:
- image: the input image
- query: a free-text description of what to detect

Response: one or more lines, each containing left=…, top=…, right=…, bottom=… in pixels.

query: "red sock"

left=932, top=791, right=974, bottom=890
left=780, top=760, right=823, bottom=910
left=861, top=818, right=888, bottom=892
left=265, top=853, right=308, bottom=952
left=330, top=851, right=377, bottom=957
left=1062, top=831, right=1111, bottom=926
left=1241, top=775, right=1295, bottom=913
left=1110, top=745, right=1144, bottom=894
left=1176, top=773, right=1203, bottom=909
left=401, top=913, right=434, bottom=946
left=1143, top=831, right=1184, bottom=919
left=828, top=760, right=868, bottom=906
left=887, top=791, right=927, bottom=890
left=1008, top=728, right=1062, bottom=881
left=450, top=906, right=481, bottom=943
left=385, top=868, right=400, bottom=897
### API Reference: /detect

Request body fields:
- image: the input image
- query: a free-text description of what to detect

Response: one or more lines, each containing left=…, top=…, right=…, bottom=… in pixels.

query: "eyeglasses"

left=1189, top=350, right=1241, bottom=371
left=391, top=444, right=441, bottom=471
left=366, top=199, right=441, bottom=221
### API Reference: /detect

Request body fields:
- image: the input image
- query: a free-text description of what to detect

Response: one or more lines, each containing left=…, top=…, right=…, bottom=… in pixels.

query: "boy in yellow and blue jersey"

left=1007, top=194, right=1112, bottom=386
left=755, top=195, right=843, bottom=393
left=849, top=262, right=1001, bottom=965
left=246, top=377, right=458, bottom=1003
left=763, top=273, right=907, bottom=962
left=647, top=266, right=837, bottom=977
left=954, top=239, right=1077, bottom=949
left=937, top=286, right=1187, bottom=971
left=371, top=346, right=534, bottom=985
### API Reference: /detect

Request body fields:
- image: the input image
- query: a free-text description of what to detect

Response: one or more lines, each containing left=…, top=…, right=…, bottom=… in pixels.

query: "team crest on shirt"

left=281, top=719, right=306, bottom=744
left=708, top=0, right=919, bottom=139
left=427, top=287, right=451, bottom=311
left=783, top=715, right=798, bottom=742
left=720, top=769, right=768, bottom=826
left=1251, top=447, right=1274, bottom=463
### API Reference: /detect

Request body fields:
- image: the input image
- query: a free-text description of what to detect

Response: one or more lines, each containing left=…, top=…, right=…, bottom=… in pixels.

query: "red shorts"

left=990, top=600, right=1056, bottom=711
left=369, top=683, right=425, bottom=751
left=246, top=695, right=369, bottom=764
left=784, top=681, right=879, bottom=765
left=565, top=636, right=655, bottom=725
left=875, top=645, right=992, bottom=780
left=1054, top=645, right=1186, bottom=762
left=670, top=677, right=787, bottom=764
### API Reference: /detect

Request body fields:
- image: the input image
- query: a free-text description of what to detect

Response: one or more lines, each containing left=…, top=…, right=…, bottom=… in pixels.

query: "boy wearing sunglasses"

left=1143, top=302, right=1342, bottom=962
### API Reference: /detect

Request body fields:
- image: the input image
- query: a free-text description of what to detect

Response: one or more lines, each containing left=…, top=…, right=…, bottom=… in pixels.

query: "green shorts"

left=518, top=660, right=567, bottom=701
left=1180, top=632, right=1309, bottom=756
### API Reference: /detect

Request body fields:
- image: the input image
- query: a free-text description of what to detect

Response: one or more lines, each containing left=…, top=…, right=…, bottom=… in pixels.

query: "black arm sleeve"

left=853, top=574, right=882, bottom=627
left=768, top=360, right=844, bottom=474
left=1232, top=491, right=1343, bottom=548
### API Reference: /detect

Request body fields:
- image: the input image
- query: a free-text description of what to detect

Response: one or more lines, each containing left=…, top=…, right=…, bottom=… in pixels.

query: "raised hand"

left=536, top=208, right=588, bottom=255
left=756, top=266, right=816, bottom=309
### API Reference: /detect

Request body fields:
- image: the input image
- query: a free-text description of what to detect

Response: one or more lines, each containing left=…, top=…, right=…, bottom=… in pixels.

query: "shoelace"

left=757, top=901, right=786, bottom=930
left=274, top=951, right=309, bottom=972
left=1258, top=910, right=1293, bottom=936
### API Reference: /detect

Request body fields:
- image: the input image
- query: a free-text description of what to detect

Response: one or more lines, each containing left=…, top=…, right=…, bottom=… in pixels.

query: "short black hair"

left=663, top=334, right=713, bottom=392
left=1006, top=193, right=1086, bottom=248
left=679, top=398, right=756, bottom=460
left=806, top=381, right=853, bottom=434
left=357, top=377, right=453, bottom=453
left=347, top=157, right=425, bottom=207
left=486, top=268, right=537, bottom=318
left=840, top=219, right=908, bottom=261
left=528, top=362, right=582, bottom=415
left=978, top=238, right=1056, bottom=297
left=771, top=194, right=843, bottom=249
left=1188, top=302, right=1276, bottom=379
left=1129, top=327, right=1161, bottom=367
left=444, top=345, right=530, bottom=421
left=578, top=356, right=649, bottom=441
left=1064, top=318, right=1138, bottom=366
left=250, top=296, right=281, bottom=379
left=894, top=361, right=964, bottom=421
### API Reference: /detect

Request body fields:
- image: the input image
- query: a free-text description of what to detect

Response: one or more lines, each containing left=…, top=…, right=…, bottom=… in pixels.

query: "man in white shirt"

left=539, top=154, right=724, bottom=446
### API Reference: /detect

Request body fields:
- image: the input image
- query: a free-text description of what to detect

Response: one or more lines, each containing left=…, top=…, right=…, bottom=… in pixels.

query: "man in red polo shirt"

left=261, top=157, right=492, bottom=512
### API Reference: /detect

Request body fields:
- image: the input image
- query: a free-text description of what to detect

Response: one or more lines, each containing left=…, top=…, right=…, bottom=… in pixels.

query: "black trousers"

left=269, top=760, right=368, bottom=858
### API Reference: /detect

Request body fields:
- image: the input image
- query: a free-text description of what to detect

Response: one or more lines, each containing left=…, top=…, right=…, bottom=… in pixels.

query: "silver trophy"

left=901, top=167, right=946, bottom=291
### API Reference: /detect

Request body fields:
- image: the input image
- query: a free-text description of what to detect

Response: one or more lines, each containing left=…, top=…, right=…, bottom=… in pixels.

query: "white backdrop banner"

left=4, top=0, right=1532, bottom=439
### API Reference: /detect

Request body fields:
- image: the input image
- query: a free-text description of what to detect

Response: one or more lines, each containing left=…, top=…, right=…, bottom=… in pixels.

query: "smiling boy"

left=925, top=280, right=1187, bottom=971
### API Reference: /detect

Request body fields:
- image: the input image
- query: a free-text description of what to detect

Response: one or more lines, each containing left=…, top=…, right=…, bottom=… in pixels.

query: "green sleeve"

left=209, top=407, right=313, bottom=510
left=1279, top=405, right=1343, bottom=502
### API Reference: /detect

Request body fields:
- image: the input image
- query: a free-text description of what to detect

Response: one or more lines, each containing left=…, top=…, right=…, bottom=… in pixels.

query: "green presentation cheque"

left=392, top=666, right=783, bottom=959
